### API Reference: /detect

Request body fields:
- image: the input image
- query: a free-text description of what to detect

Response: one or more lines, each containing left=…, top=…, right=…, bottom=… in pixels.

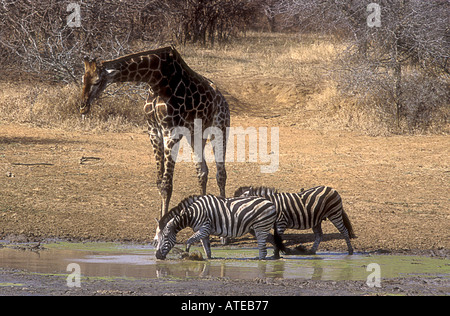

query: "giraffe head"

left=81, top=57, right=118, bottom=114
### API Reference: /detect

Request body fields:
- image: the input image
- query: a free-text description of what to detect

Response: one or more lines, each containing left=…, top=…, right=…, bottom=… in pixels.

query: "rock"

left=180, top=250, right=204, bottom=261
left=6, top=172, right=15, bottom=178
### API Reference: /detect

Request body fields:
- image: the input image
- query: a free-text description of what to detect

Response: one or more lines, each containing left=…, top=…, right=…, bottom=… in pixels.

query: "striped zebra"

left=234, top=186, right=356, bottom=255
left=155, top=195, right=285, bottom=260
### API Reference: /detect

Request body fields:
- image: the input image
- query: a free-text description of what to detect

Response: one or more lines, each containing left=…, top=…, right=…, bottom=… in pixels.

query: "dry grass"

left=0, top=32, right=447, bottom=135
left=0, top=79, right=145, bottom=133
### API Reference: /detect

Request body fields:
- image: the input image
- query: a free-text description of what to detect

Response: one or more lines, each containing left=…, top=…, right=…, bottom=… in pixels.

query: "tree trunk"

left=267, top=16, right=276, bottom=32
left=393, top=60, right=402, bottom=129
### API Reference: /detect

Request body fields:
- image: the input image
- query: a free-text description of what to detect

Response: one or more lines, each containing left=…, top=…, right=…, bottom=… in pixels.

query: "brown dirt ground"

left=1, top=118, right=449, bottom=253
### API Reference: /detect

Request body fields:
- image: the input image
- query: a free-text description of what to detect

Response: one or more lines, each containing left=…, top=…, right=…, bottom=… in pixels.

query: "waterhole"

left=0, top=242, right=448, bottom=281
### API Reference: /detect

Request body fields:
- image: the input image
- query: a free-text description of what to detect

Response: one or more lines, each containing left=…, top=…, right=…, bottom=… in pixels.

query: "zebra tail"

left=342, top=209, right=356, bottom=239
left=273, top=223, right=287, bottom=254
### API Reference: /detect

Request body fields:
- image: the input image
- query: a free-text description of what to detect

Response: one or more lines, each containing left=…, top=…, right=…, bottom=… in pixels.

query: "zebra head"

left=155, top=218, right=177, bottom=260
left=153, top=196, right=198, bottom=247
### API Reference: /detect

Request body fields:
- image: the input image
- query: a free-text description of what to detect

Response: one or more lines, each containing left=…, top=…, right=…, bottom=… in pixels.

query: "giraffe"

left=81, top=46, right=230, bottom=221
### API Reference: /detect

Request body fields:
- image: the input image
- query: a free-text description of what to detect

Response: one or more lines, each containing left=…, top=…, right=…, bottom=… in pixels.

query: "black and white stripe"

left=155, top=195, right=284, bottom=260
left=234, top=186, right=356, bottom=255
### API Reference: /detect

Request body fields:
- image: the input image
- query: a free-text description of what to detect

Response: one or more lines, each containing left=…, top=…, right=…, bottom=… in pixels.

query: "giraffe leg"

left=159, top=131, right=181, bottom=218
left=214, top=125, right=228, bottom=197
left=148, top=125, right=164, bottom=191
left=211, top=124, right=228, bottom=244
left=218, top=150, right=228, bottom=248
left=216, top=162, right=227, bottom=197
left=190, top=138, right=208, bottom=195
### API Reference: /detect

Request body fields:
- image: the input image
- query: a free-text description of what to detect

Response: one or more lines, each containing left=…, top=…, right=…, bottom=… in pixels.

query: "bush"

left=0, top=0, right=261, bottom=84
left=278, top=0, right=449, bottom=133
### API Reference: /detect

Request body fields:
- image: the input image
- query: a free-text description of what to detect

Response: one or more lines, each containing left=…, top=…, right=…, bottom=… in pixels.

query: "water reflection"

left=0, top=246, right=365, bottom=281
left=1, top=246, right=447, bottom=282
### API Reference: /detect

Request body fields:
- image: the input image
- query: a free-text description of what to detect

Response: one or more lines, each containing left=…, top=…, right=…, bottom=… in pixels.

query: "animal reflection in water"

left=154, top=252, right=358, bottom=281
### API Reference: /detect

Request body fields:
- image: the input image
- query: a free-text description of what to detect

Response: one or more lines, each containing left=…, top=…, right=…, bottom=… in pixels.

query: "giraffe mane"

left=170, top=47, right=210, bottom=84
left=99, top=45, right=210, bottom=85
left=100, top=46, right=173, bottom=67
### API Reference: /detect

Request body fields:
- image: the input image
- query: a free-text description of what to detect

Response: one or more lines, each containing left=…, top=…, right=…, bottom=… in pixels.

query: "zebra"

left=155, top=195, right=285, bottom=260
left=234, top=185, right=356, bottom=255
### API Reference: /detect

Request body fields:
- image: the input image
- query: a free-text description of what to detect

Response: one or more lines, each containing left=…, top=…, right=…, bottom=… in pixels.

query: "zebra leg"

left=185, top=224, right=211, bottom=253
left=200, top=237, right=212, bottom=259
left=329, top=215, right=354, bottom=255
left=254, top=230, right=269, bottom=260
left=265, top=224, right=287, bottom=257
left=265, top=234, right=279, bottom=258
left=250, top=229, right=272, bottom=257
left=310, top=224, right=323, bottom=254
left=344, top=235, right=354, bottom=255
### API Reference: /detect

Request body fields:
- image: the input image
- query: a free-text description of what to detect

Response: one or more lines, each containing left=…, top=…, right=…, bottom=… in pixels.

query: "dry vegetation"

left=1, top=0, right=448, bottom=135
left=1, top=32, right=447, bottom=135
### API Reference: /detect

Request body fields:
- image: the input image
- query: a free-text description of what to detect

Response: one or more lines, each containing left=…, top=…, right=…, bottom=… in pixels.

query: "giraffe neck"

left=101, top=47, right=200, bottom=101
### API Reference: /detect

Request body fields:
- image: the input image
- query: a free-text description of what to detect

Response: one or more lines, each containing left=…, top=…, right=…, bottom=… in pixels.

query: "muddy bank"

left=0, top=267, right=448, bottom=296
left=0, top=241, right=448, bottom=296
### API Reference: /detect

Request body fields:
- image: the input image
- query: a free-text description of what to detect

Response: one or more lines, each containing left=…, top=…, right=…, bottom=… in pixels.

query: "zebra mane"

left=159, top=195, right=201, bottom=229
left=233, top=186, right=279, bottom=198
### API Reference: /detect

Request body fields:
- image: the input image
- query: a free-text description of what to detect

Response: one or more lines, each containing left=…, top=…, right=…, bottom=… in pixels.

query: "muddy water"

left=0, top=242, right=448, bottom=282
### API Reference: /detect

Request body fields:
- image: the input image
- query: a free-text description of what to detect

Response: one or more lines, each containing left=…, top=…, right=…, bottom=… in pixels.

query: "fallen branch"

left=12, top=163, right=53, bottom=166
left=80, top=156, right=101, bottom=164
